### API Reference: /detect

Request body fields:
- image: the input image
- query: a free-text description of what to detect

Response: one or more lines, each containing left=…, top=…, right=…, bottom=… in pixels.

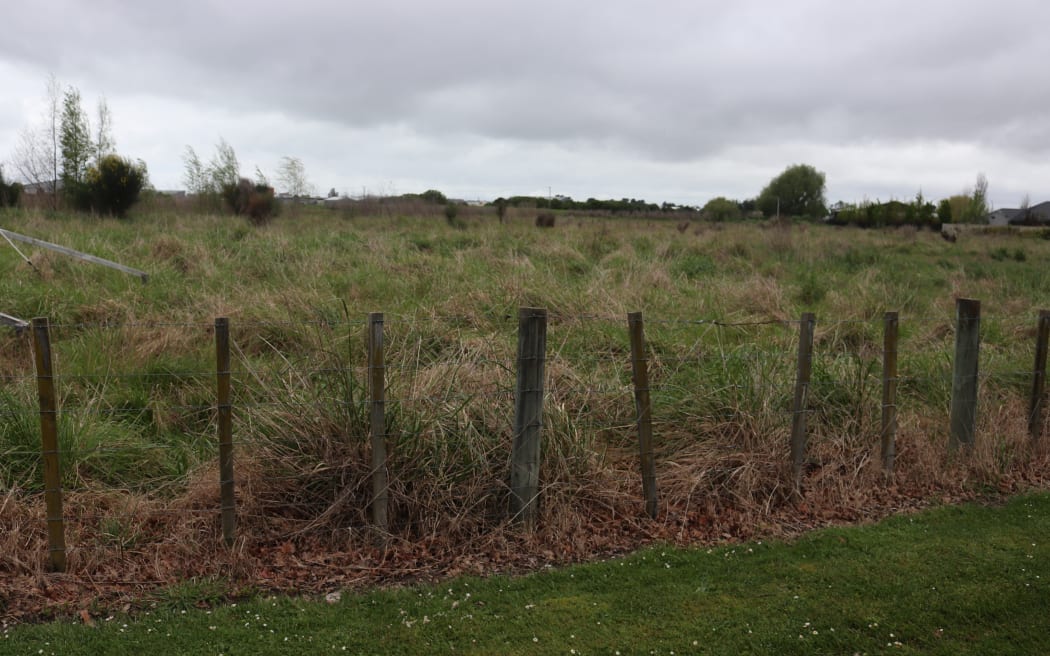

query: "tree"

left=0, top=165, right=23, bottom=208
left=45, top=74, right=60, bottom=203
left=1018, top=193, right=1032, bottom=223
left=947, top=194, right=972, bottom=224
left=9, top=74, right=61, bottom=207
left=254, top=166, right=270, bottom=187
left=60, top=86, right=92, bottom=189
left=208, top=138, right=239, bottom=191
left=756, top=164, right=827, bottom=219
left=182, top=145, right=209, bottom=195
left=94, top=98, right=116, bottom=164
left=419, top=189, right=447, bottom=205
left=701, top=196, right=741, bottom=222
left=81, top=155, right=147, bottom=217
left=183, top=139, right=240, bottom=212
left=937, top=198, right=953, bottom=225
left=276, top=155, right=312, bottom=197
left=966, top=173, right=989, bottom=223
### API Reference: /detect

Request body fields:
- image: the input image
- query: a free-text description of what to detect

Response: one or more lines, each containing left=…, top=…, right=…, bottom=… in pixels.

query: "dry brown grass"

left=2, top=210, right=1050, bottom=620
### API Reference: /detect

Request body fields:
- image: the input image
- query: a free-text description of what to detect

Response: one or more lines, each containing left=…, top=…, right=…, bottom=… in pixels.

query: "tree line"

left=2, top=77, right=1002, bottom=227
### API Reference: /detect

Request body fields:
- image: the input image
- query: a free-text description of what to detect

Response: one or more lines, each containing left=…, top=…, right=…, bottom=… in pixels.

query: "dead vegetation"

left=1, top=212, right=1049, bottom=622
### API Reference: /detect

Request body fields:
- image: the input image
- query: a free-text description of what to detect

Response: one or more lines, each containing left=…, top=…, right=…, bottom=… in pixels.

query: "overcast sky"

left=2, top=0, right=1049, bottom=208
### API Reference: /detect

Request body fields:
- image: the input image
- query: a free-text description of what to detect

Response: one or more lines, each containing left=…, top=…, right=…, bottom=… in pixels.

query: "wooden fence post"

left=215, top=318, right=236, bottom=547
left=510, top=307, right=547, bottom=526
left=791, top=313, right=816, bottom=486
left=628, top=312, right=658, bottom=518
left=881, top=311, right=899, bottom=475
left=949, top=299, right=981, bottom=451
left=1029, top=310, right=1050, bottom=440
left=32, top=317, right=66, bottom=572
left=368, top=312, right=389, bottom=534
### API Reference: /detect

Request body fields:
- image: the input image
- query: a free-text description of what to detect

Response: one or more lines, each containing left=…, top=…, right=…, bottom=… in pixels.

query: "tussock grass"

left=1, top=207, right=1050, bottom=616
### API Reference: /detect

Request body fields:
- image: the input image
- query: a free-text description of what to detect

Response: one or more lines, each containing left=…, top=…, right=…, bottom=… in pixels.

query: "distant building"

left=987, top=208, right=1021, bottom=226
left=21, top=180, right=61, bottom=195
left=1000, top=201, right=1050, bottom=226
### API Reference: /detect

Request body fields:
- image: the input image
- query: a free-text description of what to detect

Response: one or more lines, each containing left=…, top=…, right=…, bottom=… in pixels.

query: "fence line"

left=3, top=302, right=1049, bottom=571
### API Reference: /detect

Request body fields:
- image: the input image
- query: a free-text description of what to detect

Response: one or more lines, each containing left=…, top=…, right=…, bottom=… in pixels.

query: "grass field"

left=4, top=492, right=1049, bottom=654
left=1, top=205, right=1050, bottom=619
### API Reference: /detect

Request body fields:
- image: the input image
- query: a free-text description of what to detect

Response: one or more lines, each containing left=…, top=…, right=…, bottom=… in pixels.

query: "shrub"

left=0, top=168, right=22, bottom=208
left=223, top=178, right=277, bottom=224
left=444, top=202, right=465, bottom=229
left=82, top=155, right=147, bottom=217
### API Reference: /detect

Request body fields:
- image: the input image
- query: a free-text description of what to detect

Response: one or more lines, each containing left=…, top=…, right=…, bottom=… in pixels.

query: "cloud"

left=1, top=1, right=1049, bottom=205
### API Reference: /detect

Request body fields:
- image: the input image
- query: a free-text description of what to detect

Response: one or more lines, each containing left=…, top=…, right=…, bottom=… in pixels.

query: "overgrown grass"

left=1, top=207, right=1050, bottom=614
left=4, top=493, right=1049, bottom=654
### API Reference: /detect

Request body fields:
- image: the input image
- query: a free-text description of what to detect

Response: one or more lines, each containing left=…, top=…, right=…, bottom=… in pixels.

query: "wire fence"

left=1, top=302, right=1048, bottom=573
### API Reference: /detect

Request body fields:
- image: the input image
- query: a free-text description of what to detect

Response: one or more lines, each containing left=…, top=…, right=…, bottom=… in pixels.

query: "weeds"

left=1, top=209, right=1049, bottom=618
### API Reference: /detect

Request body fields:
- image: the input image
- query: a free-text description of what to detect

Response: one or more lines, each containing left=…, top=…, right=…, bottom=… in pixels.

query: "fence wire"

left=2, top=309, right=1048, bottom=573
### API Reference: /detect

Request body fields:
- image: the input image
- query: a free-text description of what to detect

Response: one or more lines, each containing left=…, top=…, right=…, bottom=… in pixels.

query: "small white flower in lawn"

left=532, top=637, right=538, bottom=643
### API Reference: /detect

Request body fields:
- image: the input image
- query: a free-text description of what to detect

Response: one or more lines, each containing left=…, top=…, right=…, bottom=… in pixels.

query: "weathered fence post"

left=881, top=311, right=899, bottom=475
left=215, top=318, right=236, bottom=547
left=949, top=299, right=981, bottom=451
left=32, top=317, right=66, bottom=572
left=1029, top=310, right=1050, bottom=440
left=628, top=312, right=658, bottom=518
left=510, top=307, right=547, bottom=526
left=790, top=313, right=816, bottom=486
left=367, top=312, right=389, bottom=534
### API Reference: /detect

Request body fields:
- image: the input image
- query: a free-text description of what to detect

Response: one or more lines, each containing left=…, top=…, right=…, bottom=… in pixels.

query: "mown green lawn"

left=5, top=493, right=1049, bottom=655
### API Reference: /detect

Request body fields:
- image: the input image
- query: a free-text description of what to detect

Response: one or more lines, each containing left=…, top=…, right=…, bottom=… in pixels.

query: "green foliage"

left=756, top=163, right=827, bottom=218
left=937, top=198, right=953, bottom=224
left=276, top=155, right=311, bottom=197
left=81, top=154, right=147, bottom=217
left=495, top=195, right=668, bottom=213
left=672, top=251, right=716, bottom=279
left=222, top=178, right=278, bottom=224
left=443, top=201, right=464, bottom=228
left=59, top=86, right=92, bottom=190
left=418, top=189, right=448, bottom=205
left=0, top=166, right=23, bottom=207
left=182, top=139, right=242, bottom=212
left=701, top=196, right=742, bottom=222
left=965, top=172, right=990, bottom=223
left=830, top=195, right=938, bottom=229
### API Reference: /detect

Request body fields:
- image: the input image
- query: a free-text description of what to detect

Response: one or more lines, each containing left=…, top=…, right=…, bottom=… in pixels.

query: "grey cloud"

left=3, top=0, right=1050, bottom=203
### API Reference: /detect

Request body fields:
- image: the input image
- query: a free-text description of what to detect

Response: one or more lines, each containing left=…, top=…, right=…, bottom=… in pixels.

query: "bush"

left=444, top=202, right=464, bottom=228
left=223, top=178, right=277, bottom=224
left=82, top=155, right=147, bottom=217
left=0, top=168, right=22, bottom=208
